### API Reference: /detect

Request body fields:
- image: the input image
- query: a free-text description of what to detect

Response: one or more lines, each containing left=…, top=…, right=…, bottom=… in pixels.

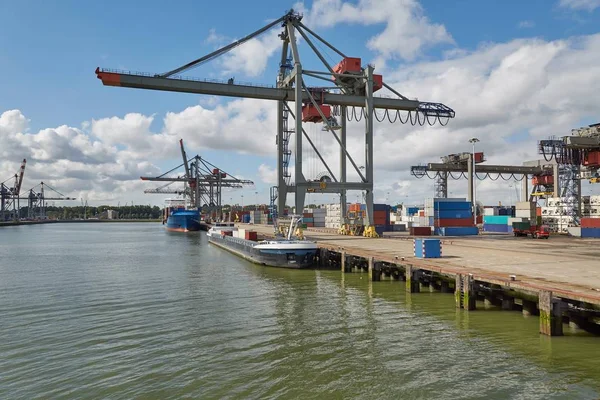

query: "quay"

left=241, top=223, right=600, bottom=337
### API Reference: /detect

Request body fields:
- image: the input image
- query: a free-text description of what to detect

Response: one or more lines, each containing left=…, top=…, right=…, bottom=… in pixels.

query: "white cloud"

left=559, top=0, right=600, bottom=11
left=295, top=0, right=454, bottom=61
left=518, top=20, right=535, bottom=28
left=258, top=164, right=277, bottom=184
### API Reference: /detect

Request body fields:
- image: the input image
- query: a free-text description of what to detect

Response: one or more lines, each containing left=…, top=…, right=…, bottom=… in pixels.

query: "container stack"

left=249, top=210, right=263, bottom=224
left=483, top=215, right=512, bottom=233
left=515, top=201, right=536, bottom=220
left=581, top=217, right=600, bottom=238
left=325, top=203, right=345, bottom=229
left=541, top=196, right=591, bottom=233
left=312, top=208, right=326, bottom=227
left=425, top=198, right=477, bottom=236
left=373, top=204, right=391, bottom=230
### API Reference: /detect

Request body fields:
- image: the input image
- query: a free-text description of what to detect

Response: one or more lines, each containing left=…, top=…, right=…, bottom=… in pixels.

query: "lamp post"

left=469, top=137, right=480, bottom=226
left=241, top=195, right=244, bottom=210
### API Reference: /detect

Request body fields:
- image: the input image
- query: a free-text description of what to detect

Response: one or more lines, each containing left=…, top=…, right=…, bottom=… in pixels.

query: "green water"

left=0, top=223, right=599, bottom=399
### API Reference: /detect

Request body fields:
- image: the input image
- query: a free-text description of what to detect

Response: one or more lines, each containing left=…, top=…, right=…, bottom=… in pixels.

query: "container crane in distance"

left=18, top=182, right=77, bottom=220
left=0, top=159, right=26, bottom=221
left=95, top=9, right=455, bottom=231
left=141, top=139, right=254, bottom=220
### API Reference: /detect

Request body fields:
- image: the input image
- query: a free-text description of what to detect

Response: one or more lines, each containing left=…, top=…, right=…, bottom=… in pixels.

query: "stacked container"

left=325, top=203, right=345, bottom=229
left=581, top=217, right=600, bottom=238
left=483, top=215, right=512, bottom=233
left=426, top=198, right=477, bottom=236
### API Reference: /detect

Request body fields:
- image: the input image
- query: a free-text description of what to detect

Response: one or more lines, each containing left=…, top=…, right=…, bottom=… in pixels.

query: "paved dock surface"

left=240, top=224, right=600, bottom=304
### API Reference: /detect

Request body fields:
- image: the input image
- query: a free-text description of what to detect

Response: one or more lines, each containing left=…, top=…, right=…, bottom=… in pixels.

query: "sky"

left=1, top=0, right=600, bottom=208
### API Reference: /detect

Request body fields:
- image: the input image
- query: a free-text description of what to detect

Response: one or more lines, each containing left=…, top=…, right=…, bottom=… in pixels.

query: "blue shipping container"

left=483, top=215, right=510, bottom=224
left=407, top=207, right=419, bottom=215
left=303, top=217, right=314, bottom=222
left=581, top=228, right=600, bottom=238
left=414, top=238, right=441, bottom=258
left=243, top=214, right=251, bottom=223
left=432, top=201, right=471, bottom=211
left=483, top=223, right=512, bottom=233
left=439, top=227, right=479, bottom=236
left=435, top=210, right=473, bottom=219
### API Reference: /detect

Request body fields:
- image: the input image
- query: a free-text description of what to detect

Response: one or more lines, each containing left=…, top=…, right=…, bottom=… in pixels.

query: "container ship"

left=163, top=199, right=201, bottom=232
left=207, top=216, right=318, bottom=268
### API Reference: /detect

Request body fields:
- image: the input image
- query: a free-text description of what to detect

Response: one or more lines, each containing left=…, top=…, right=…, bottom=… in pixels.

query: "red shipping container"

left=245, top=231, right=258, bottom=241
left=476, top=215, right=483, bottom=224
left=581, top=218, right=600, bottom=228
left=536, top=207, right=542, bottom=217
left=474, top=152, right=485, bottom=163
left=222, top=231, right=233, bottom=236
left=303, top=212, right=313, bottom=218
left=584, top=151, right=600, bottom=167
left=418, top=211, right=425, bottom=217
left=532, top=175, right=553, bottom=186
left=410, top=227, right=431, bottom=236
left=305, top=222, right=314, bottom=227
left=435, top=218, right=474, bottom=227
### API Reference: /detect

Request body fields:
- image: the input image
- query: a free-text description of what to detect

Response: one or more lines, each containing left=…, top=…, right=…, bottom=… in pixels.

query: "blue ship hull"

left=165, top=210, right=201, bottom=232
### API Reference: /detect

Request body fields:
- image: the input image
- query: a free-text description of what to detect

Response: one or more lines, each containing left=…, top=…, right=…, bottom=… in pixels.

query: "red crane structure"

left=95, top=9, right=455, bottom=228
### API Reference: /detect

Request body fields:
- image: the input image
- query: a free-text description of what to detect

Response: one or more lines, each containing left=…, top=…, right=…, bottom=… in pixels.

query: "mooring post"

left=463, top=275, right=476, bottom=310
left=405, top=265, right=420, bottom=293
left=368, top=257, right=380, bottom=281
left=539, top=290, right=563, bottom=336
left=455, top=274, right=476, bottom=310
left=340, top=251, right=346, bottom=272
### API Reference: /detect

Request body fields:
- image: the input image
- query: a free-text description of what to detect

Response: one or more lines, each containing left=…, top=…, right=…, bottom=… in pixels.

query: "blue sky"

left=1, top=0, right=600, bottom=206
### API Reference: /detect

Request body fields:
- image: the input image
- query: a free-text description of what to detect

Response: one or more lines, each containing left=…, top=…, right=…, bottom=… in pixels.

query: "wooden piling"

left=539, top=290, right=563, bottom=336
left=405, top=265, right=420, bottom=293
left=501, top=296, right=515, bottom=311
left=455, top=274, right=476, bottom=310
left=340, top=251, right=346, bottom=272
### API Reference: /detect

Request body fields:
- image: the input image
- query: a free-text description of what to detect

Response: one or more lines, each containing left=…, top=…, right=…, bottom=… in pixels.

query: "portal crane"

left=411, top=155, right=554, bottom=208
left=1, top=159, right=26, bottom=221
left=141, top=139, right=253, bottom=219
left=18, top=182, right=77, bottom=219
left=539, top=122, right=600, bottom=224
left=95, top=9, right=455, bottom=228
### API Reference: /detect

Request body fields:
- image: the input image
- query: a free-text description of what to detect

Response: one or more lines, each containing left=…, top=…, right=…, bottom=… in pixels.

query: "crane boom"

left=15, top=159, right=26, bottom=194
left=95, top=69, right=437, bottom=113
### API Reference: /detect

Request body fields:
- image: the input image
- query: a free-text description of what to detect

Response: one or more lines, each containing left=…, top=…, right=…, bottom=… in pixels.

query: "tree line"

left=23, top=205, right=163, bottom=220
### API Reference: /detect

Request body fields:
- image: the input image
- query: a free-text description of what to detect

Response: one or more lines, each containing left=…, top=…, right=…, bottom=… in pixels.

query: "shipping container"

left=483, top=215, right=510, bottom=225
left=245, top=231, right=258, bottom=241
left=333, top=57, right=361, bottom=74
left=410, top=226, right=431, bottom=236
left=435, top=210, right=473, bottom=219
left=414, top=238, right=441, bottom=258
left=483, top=223, right=512, bottom=233
left=373, top=203, right=391, bottom=212
left=581, top=228, right=600, bottom=238
left=434, top=218, right=474, bottom=227
left=581, top=217, right=600, bottom=228
left=431, top=201, right=472, bottom=211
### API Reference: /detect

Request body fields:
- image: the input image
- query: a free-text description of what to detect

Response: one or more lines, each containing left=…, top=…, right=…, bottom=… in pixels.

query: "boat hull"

left=166, top=212, right=201, bottom=232
left=208, top=233, right=318, bottom=269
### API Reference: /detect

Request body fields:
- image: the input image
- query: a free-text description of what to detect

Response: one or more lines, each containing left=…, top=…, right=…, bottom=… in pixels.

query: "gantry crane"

left=411, top=154, right=555, bottom=211
left=1, top=159, right=26, bottom=221
left=538, top=122, right=600, bottom=224
left=95, top=9, right=455, bottom=228
left=141, top=139, right=254, bottom=219
left=17, top=182, right=77, bottom=219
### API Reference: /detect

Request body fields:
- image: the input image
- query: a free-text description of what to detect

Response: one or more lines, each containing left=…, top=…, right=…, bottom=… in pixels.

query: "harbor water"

left=1, top=223, right=599, bottom=399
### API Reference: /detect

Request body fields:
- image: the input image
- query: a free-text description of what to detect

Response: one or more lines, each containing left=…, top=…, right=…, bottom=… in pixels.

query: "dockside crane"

left=18, top=182, right=77, bottom=220
left=141, top=139, right=253, bottom=219
left=1, top=159, right=26, bottom=221
left=538, top=123, right=600, bottom=224
left=95, top=9, right=455, bottom=230
left=411, top=153, right=555, bottom=212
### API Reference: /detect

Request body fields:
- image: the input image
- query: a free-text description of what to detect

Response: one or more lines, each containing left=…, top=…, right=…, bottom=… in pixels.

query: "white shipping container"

left=515, top=210, right=535, bottom=218
left=484, top=208, right=497, bottom=216
left=516, top=201, right=535, bottom=211
left=508, top=217, right=525, bottom=225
